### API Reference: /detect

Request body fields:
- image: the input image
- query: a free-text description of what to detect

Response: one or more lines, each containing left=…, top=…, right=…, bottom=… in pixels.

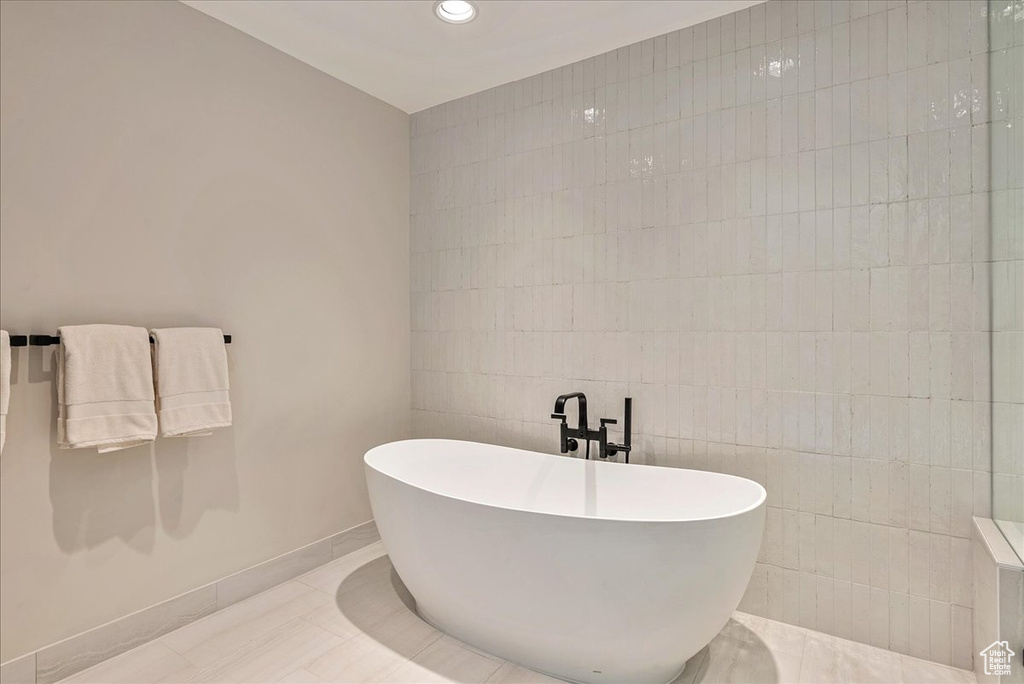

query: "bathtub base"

left=415, top=599, right=690, bottom=684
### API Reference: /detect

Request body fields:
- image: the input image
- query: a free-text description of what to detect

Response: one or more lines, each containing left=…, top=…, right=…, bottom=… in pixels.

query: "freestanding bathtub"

left=364, top=439, right=766, bottom=684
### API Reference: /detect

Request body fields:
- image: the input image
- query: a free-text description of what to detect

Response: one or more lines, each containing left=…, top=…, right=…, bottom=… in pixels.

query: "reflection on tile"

left=58, top=643, right=194, bottom=684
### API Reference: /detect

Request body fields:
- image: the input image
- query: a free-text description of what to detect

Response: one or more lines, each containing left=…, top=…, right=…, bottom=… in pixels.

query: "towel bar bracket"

left=29, top=335, right=60, bottom=346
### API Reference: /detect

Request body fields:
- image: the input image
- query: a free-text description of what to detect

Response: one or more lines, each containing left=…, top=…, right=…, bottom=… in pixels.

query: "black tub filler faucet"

left=551, top=393, right=632, bottom=463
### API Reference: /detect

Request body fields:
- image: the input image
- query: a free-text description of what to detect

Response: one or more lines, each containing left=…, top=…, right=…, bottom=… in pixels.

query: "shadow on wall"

left=26, top=346, right=240, bottom=553
left=155, top=428, right=239, bottom=540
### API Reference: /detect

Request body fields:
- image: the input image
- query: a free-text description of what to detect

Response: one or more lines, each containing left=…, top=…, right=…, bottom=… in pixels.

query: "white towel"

left=150, top=327, right=231, bottom=437
left=0, top=330, right=10, bottom=454
left=58, top=325, right=157, bottom=452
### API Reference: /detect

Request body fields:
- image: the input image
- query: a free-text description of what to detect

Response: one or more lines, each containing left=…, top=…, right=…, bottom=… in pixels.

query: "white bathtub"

left=364, top=439, right=766, bottom=684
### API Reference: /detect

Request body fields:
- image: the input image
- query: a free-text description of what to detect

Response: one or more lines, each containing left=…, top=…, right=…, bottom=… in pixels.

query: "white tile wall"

left=409, top=0, right=1015, bottom=670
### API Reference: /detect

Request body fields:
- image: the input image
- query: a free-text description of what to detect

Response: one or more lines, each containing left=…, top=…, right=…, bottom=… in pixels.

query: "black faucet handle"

left=600, top=417, right=617, bottom=426
left=605, top=442, right=631, bottom=458
left=551, top=413, right=567, bottom=422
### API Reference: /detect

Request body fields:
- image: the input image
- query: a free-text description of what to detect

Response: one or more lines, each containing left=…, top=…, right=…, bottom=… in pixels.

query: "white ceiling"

left=181, top=1, right=765, bottom=114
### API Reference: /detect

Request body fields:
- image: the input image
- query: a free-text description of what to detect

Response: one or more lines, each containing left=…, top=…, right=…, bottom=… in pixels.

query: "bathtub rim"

left=364, top=438, right=767, bottom=525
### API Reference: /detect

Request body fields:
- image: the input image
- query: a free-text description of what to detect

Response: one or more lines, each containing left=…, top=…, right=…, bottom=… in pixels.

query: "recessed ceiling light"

left=433, top=0, right=477, bottom=24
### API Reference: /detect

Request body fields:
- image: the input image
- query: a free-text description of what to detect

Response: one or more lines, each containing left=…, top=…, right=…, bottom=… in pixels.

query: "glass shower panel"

left=989, top=0, right=1024, bottom=561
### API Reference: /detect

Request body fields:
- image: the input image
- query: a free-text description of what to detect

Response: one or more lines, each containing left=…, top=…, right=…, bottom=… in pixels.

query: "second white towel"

left=151, top=327, right=231, bottom=437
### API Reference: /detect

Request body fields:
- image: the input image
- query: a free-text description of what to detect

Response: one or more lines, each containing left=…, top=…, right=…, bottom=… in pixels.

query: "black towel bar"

left=13, top=333, right=231, bottom=346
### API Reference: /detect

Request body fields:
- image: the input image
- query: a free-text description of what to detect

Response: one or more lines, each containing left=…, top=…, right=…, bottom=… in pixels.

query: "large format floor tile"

left=57, top=542, right=977, bottom=684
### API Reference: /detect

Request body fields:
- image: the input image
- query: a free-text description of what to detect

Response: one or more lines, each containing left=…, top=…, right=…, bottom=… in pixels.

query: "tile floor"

left=58, top=542, right=976, bottom=684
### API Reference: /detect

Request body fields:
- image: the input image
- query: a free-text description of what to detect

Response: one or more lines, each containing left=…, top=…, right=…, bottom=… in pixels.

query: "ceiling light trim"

left=433, top=0, right=477, bottom=25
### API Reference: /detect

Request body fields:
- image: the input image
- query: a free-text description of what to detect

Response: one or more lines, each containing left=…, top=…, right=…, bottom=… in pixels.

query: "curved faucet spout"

left=553, top=392, right=588, bottom=434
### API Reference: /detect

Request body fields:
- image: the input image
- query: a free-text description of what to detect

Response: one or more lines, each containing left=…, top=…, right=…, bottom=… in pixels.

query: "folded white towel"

left=57, top=325, right=157, bottom=452
left=150, top=327, right=231, bottom=438
left=0, top=330, right=10, bottom=454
